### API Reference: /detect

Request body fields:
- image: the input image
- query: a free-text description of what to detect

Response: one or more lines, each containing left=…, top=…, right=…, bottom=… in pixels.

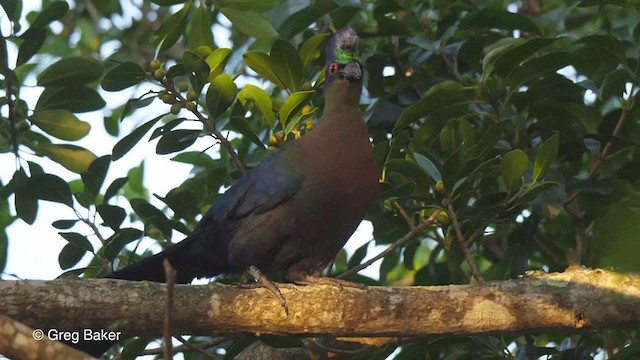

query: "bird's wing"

left=199, top=148, right=304, bottom=225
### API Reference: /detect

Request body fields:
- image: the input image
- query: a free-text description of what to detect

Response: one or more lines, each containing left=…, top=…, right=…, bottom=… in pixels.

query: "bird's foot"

left=294, top=275, right=367, bottom=290
left=244, top=266, right=290, bottom=315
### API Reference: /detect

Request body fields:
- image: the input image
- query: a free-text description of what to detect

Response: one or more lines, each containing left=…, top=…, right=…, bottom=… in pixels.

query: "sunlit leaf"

left=37, top=56, right=103, bottom=86
left=206, top=48, right=231, bottom=80
left=532, top=134, right=559, bottom=185
left=279, top=90, right=314, bottom=127
left=238, top=84, right=275, bottom=128
left=219, top=7, right=278, bottom=42
left=29, top=110, right=90, bottom=141
left=501, top=149, right=528, bottom=190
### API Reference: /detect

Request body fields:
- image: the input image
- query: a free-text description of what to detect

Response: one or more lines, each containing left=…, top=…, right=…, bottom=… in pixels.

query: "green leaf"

left=394, top=81, right=473, bottom=132
left=243, top=51, right=286, bottom=89
left=17, top=27, right=46, bottom=66
left=0, top=0, right=22, bottom=23
left=386, top=159, right=431, bottom=187
left=532, top=134, right=559, bottom=184
left=101, top=62, right=146, bottom=91
left=299, top=33, right=330, bottom=71
left=96, top=204, right=126, bottom=230
left=238, top=84, right=275, bottom=128
left=120, top=338, right=152, bottom=360
left=59, top=232, right=93, bottom=252
left=460, top=8, right=542, bottom=35
left=187, top=5, right=214, bottom=50
left=206, top=48, right=232, bottom=80
left=206, top=73, right=237, bottom=119
left=229, top=102, right=265, bottom=148
left=104, top=177, right=128, bottom=203
left=52, top=219, right=78, bottom=229
left=37, top=56, right=103, bottom=86
left=156, top=129, right=200, bottom=155
left=15, top=192, right=38, bottom=224
left=35, top=86, right=106, bottom=113
left=82, top=155, right=111, bottom=197
left=155, top=188, right=199, bottom=221
left=279, top=90, right=314, bottom=127
left=483, top=38, right=559, bottom=81
left=271, top=39, right=303, bottom=92
left=112, top=115, right=164, bottom=161
left=517, top=181, right=558, bottom=202
left=31, top=1, right=69, bottom=28
left=120, top=96, right=156, bottom=121
left=507, top=52, right=576, bottom=87
left=171, top=151, right=216, bottom=168
left=29, top=174, right=74, bottom=207
left=38, top=144, right=98, bottom=173
left=219, top=7, right=278, bottom=42
left=151, top=0, right=186, bottom=5
left=155, top=2, right=192, bottom=52
left=347, top=242, right=369, bottom=269
left=501, top=149, right=528, bottom=190
left=593, top=202, right=640, bottom=272
left=59, top=243, right=87, bottom=270
left=414, top=153, right=442, bottom=182
left=29, top=109, right=90, bottom=141
left=216, top=0, right=277, bottom=12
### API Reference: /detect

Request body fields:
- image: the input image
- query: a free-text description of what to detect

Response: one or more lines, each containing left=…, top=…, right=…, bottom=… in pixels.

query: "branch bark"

left=0, top=267, right=638, bottom=349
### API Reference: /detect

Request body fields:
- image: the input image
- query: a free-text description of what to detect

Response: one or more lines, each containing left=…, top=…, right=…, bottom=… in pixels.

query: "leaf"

left=59, top=232, right=93, bottom=252
left=37, top=56, right=103, bottom=86
left=96, top=204, right=126, bottom=230
left=59, top=243, right=87, bottom=270
left=219, top=7, right=278, bottom=42
left=271, top=39, right=303, bottom=92
left=101, top=62, right=146, bottom=91
left=243, top=51, right=286, bottom=89
left=120, top=96, right=156, bottom=121
left=229, top=103, right=265, bottom=148
left=394, top=81, right=473, bottom=132
left=112, top=115, right=164, bottom=160
left=501, top=149, right=528, bottom=190
left=238, top=84, right=275, bottom=128
left=15, top=192, right=38, bottom=224
left=29, top=110, right=90, bottom=141
left=151, top=0, right=186, bottom=5
left=414, top=153, right=442, bottom=182
left=155, top=2, right=191, bottom=52
left=35, top=86, right=106, bottom=113
left=517, top=181, right=558, bottom=202
left=386, top=159, right=431, bottom=187
left=17, top=27, right=46, bottom=66
left=31, top=1, right=69, bottom=27
left=279, top=90, right=314, bottom=127
left=82, top=155, right=111, bottom=197
left=52, top=219, right=78, bottom=229
left=206, top=48, right=232, bottom=80
left=507, top=52, right=576, bottom=87
left=187, top=5, right=214, bottom=50
left=299, top=33, right=330, bottom=71
left=104, top=177, right=128, bottom=203
left=120, top=338, right=152, bottom=360
left=347, top=242, right=369, bottom=269
left=460, top=8, right=542, bottom=35
left=38, top=144, right=97, bottom=173
left=206, top=73, right=237, bottom=119
left=216, top=0, right=277, bottom=12
left=0, top=0, right=22, bottom=23
left=483, top=38, right=559, bottom=81
left=29, top=174, right=74, bottom=207
left=155, top=188, right=199, bottom=221
left=156, top=129, right=200, bottom=154
left=593, top=202, right=640, bottom=272
left=532, top=134, right=559, bottom=184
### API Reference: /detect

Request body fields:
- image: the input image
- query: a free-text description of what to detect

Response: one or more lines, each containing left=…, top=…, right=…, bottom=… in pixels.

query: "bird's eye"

left=328, top=62, right=339, bottom=75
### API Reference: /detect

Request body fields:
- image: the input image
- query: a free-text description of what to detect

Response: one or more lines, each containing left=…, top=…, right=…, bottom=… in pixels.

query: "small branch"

left=175, top=335, right=221, bottom=359
left=140, top=337, right=227, bottom=357
left=443, top=198, right=485, bottom=285
left=338, top=210, right=439, bottom=279
left=163, top=259, right=177, bottom=360
left=393, top=201, right=414, bottom=230
left=162, top=79, right=246, bottom=174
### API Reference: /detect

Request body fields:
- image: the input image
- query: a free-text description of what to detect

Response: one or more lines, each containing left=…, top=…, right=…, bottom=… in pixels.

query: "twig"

left=338, top=210, right=440, bottom=279
left=162, top=79, right=246, bottom=174
left=140, top=338, right=227, bottom=356
left=163, top=259, right=177, bottom=360
left=393, top=201, right=414, bottom=230
left=175, top=335, right=221, bottom=359
left=443, top=198, right=485, bottom=285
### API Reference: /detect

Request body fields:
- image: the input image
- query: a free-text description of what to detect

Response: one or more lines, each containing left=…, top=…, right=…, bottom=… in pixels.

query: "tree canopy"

left=1, top=0, right=639, bottom=359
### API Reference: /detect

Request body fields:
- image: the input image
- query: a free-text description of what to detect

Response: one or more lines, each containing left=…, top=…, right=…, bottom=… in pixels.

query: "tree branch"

left=1, top=267, right=638, bottom=348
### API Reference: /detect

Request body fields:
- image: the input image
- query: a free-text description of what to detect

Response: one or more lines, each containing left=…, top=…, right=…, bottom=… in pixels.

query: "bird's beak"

left=340, top=61, right=362, bottom=82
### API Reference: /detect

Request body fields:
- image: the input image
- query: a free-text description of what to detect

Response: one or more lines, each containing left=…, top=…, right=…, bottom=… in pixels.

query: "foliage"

left=1, top=0, right=640, bottom=358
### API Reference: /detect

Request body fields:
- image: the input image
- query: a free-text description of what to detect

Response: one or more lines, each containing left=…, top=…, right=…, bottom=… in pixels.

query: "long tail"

left=69, top=229, right=229, bottom=357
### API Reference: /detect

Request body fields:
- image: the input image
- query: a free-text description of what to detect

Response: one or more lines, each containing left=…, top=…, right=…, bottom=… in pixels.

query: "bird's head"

left=325, top=28, right=362, bottom=86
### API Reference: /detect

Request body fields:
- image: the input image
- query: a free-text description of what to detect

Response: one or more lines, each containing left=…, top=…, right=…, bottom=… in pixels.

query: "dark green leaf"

left=37, top=56, right=103, bottom=86
left=219, top=7, right=278, bottom=42
left=299, top=33, right=329, bottom=71
left=518, top=181, right=558, bottom=202
left=229, top=103, right=265, bottom=148
left=155, top=2, right=191, bottom=52
left=532, top=134, right=559, bottom=184
left=101, top=62, right=146, bottom=91
left=58, top=242, right=87, bottom=270
left=502, top=149, right=528, bottom=190
left=593, top=201, right=640, bottom=272
left=35, top=86, right=106, bottom=113
left=347, top=242, right=369, bottom=269
left=156, top=129, right=200, bottom=155
left=120, top=96, right=156, bottom=121
left=31, top=1, right=69, bottom=27
left=129, top=198, right=165, bottom=220
left=120, top=338, right=152, bottom=360
left=187, top=6, right=214, bottom=50
left=414, top=153, right=442, bottom=182
left=171, top=152, right=216, bottom=168
left=460, top=8, right=542, bottom=35
left=15, top=192, right=37, bottom=224
left=508, top=52, right=576, bottom=87
left=96, top=204, right=126, bottom=230
left=112, top=115, right=164, bottom=161
left=216, top=0, right=277, bottom=12
left=29, top=174, right=74, bottom=207
left=484, top=38, right=559, bottom=80
left=52, top=219, right=78, bottom=229
left=0, top=0, right=22, bottom=23
left=82, top=155, right=111, bottom=197
left=151, top=0, right=186, bottom=5
left=17, top=27, right=46, bottom=66
left=243, top=51, right=286, bottom=89
left=271, top=39, right=303, bottom=92
left=386, top=159, right=431, bottom=187
left=206, top=73, right=237, bottom=119
left=155, top=188, right=198, bottom=221
left=59, top=232, right=93, bottom=252
left=104, top=177, right=128, bottom=203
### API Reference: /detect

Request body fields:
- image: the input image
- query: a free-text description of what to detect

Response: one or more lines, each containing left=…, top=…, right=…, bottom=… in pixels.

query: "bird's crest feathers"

left=326, top=28, right=361, bottom=65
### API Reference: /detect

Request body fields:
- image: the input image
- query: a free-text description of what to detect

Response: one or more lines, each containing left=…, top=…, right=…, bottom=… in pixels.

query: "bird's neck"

left=323, top=81, right=362, bottom=115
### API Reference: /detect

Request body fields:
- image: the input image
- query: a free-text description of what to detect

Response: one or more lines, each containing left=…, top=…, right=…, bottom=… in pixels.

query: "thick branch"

left=0, top=268, right=638, bottom=344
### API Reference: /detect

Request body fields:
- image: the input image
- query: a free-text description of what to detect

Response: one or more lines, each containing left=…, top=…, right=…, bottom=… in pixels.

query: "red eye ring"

left=328, top=62, right=339, bottom=75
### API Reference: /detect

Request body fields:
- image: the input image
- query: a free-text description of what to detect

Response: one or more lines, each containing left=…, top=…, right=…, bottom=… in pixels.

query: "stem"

left=443, top=198, right=485, bottom=285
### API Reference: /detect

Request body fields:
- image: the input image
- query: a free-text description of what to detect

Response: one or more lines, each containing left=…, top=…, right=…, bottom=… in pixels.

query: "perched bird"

left=73, top=27, right=378, bottom=356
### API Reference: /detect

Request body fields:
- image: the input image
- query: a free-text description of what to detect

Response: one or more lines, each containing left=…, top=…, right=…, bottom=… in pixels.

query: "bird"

left=72, top=27, right=378, bottom=357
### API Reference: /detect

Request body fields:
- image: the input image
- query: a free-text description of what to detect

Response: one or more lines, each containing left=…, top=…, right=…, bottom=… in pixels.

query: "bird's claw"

left=246, top=266, right=290, bottom=315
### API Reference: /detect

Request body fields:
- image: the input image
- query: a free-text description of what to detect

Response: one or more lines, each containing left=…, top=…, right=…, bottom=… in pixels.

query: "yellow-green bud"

left=170, top=103, right=182, bottom=114
left=150, top=59, right=162, bottom=70
left=186, top=90, right=198, bottom=101
left=186, top=101, right=197, bottom=111
left=154, top=68, right=166, bottom=79
left=177, top=81, right=189, bottom=92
